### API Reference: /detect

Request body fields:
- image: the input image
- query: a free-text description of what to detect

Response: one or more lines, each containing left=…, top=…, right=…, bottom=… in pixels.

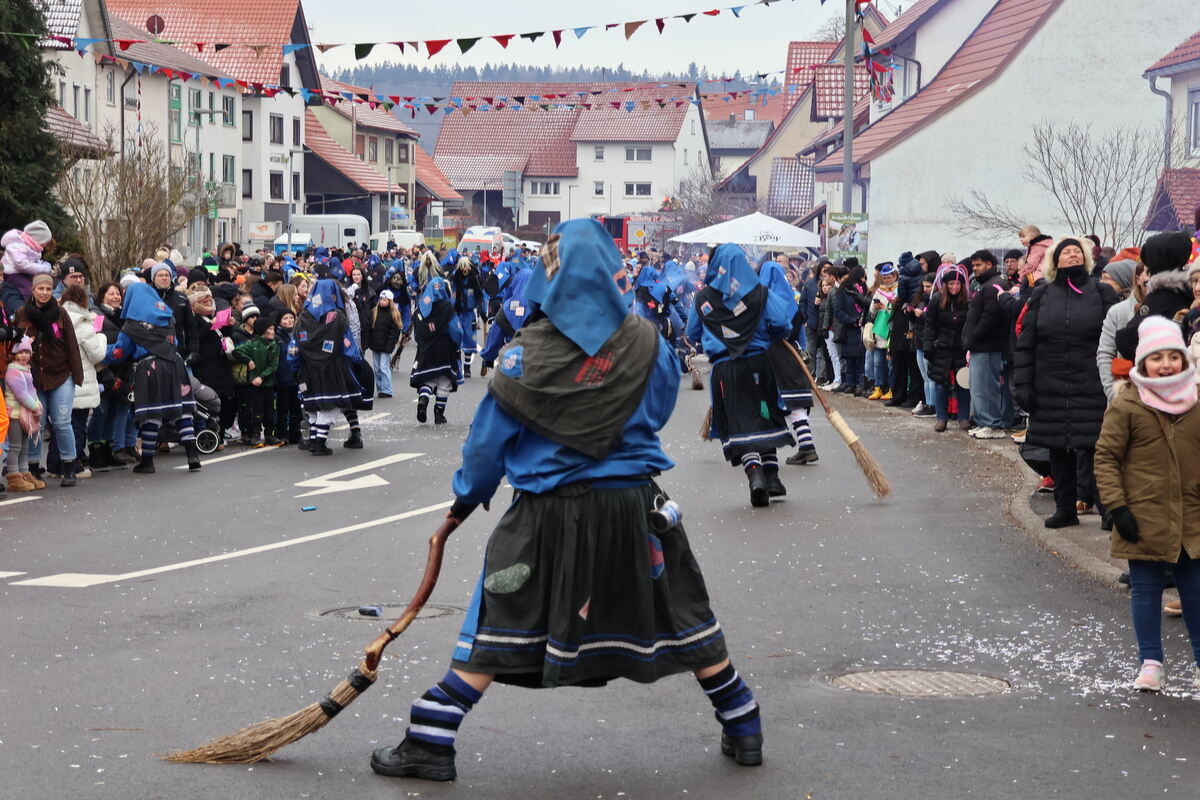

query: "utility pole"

left=841, top=0, right=856, bottom=214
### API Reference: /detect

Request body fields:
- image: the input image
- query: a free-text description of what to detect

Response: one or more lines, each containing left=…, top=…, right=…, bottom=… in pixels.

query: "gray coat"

left=1097, top=296, right=1134, bottom=404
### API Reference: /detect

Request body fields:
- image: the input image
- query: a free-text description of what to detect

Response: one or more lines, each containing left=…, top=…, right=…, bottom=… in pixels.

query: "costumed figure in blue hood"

left=760, top=260, right=819, bottom=466
left=633, top=262, right=689, bottom=361
left=450, top=255, right=485, bottom=378
left=370, top=219, right=762, bottom=784
left=105, top=282, right=201, bottom=473
left=478, top=266, right=534, bottom=371
left=286, top=279, right=363, bottom=455
left=409, top=276, right=463, bottom=424
left=687, top=244, right=795, bottom=507
left=414, top=250, right=443, bottom=293
left=374, top=256, right=412, bottom=333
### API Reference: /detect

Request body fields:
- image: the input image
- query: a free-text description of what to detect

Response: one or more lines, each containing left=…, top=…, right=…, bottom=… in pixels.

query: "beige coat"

left=1095, top=383, right=1200, bottom=562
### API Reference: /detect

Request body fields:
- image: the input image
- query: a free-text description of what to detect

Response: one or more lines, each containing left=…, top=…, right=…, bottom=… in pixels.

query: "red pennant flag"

left=704, top=9, right=720, bottom=15
left=655, top=18, right=666, bottom=33
left=389, top=95, right=401, bottom=104
left=160, top=68, right=175, bottom=80
left=194, top=42, right=205, bottom=52
left=492, top=34, right=514, bottom=48
left=552, top=29, right=563, bottom=47
left=862, top=28, right=876, bottom=45
left=425, top=39, right=452, bottom=58
left=390, top=41, right=405, bottom=53
left=605, top=23, right=619, bottom=30
left=116, top=38, right=140, bottom=50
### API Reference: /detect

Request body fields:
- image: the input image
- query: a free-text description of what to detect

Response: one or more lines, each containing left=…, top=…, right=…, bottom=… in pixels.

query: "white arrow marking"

left=333, top=411, right=390, bottom=431
left=294, top=452, right=423, bottom=497
left=0, top=572, right=28, bottom=579
left=0, top=496, right=41, bottom=508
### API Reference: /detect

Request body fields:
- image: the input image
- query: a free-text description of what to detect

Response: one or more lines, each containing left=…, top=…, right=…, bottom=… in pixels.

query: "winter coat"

left=1114, top=270, right=1193, bottom=361
left=818, top=287, right=837, bottom=338
left=896, top=253, right=924, bottom=305
left=798, top=276, right=820, bottom=330
left=1097, top=296, right=1135, bottom=403
left=834, top=281, right=867, bottom=357
left=192, top=315, right=236, bottom=397
left=889, top=292, right=916, bottom=353
left=1, top=230, right=51, bottom=300
left=15, top=301, right=83, bottom=392
left=1012, top=269, right=1117, bottom=451
left=62, top=300, right=107, bottom=409
left=273, top=327, right=298, bottom=388
left=1095, top=383, right=1200, bottom=563
left=231, top=336, right=279, bottom=387
left=962, top=268, right=1012, bottom=354
left=156, top=285, right=196, bottom=361
left=91, top=302, right=128, bottom=395
left=367, top=305, right=403, bottom=354
left=1, top=279, right=25, bottom=317
left=922, top=294, right=969, bottom=385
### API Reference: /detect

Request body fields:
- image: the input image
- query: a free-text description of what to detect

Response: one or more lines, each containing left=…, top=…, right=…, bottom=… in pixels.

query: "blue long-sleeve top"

left=685, top=289, right=793, bottom=364
left=105, top=331, right=152, bottom=364
left=451, top=336, right=679, bottom=505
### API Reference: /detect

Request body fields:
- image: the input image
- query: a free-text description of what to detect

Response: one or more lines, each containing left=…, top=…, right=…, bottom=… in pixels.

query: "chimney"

left=728, top=113, right=735, bottom=121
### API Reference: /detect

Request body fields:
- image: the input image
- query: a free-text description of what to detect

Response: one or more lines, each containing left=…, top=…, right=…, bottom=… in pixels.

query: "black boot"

left=343, top=430, right=364, bottom=449
left=88, top=442, right=110, bottom=472
left=434, top=406, right=447, bottom=425
left=60, top=461, right=78, bottom=488
left=103, top=441, right=128, bottom=469
left=185, top=441, right=202, bottom=471
left=370, top=737, right=456, bottom=782
left=417, top=396, right=429, bottom=423
left=133, top=454, right=156, bottom=474
left=310, top=439, right=333, bottom=456
left=763, top=468, right=786, bottom=498
left=720, top=733, right=764, bottom=767
left=1044, top=510, right=1079, bottom=528
left=786, top=446, right=819, bottom=465
left=747, top=466, right=769, bottom=508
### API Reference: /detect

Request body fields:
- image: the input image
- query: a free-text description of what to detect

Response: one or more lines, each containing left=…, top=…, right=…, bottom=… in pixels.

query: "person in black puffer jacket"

left=1012, top=237, right=1118, bottom=529
left=962, top=250, right=1014, bottom=435
left=923, top=264, right=971, bottom=431
left=1114, top=231, right=1195, bottom=360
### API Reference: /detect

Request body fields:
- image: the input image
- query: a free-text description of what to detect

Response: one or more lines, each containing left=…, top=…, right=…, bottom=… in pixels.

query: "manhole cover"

left=830, top=669, right=1010, bottom=697
left=316, top=604, right=463, bottom=621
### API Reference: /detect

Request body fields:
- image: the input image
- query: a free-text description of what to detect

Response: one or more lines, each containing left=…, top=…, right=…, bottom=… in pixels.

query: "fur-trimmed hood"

left=1145, top=268, right=1192, bottom=297
left=1042, top=236, right=1095, bottom=283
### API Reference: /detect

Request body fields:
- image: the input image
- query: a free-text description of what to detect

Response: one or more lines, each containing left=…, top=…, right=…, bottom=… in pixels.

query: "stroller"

left=157, top=376, right=223, bottom=454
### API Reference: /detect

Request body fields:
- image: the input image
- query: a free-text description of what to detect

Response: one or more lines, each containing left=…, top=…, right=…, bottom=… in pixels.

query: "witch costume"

left=687, top=244, right=795, bottom=507
left=106, top=282, right=200, bottom=473
left=759, top=261, right=819, bottom=466
left=370, top=219, right=763, bottom=783
left=409, top=276, right=463, bottom=424
left=287, top=279, right=362, bottom=454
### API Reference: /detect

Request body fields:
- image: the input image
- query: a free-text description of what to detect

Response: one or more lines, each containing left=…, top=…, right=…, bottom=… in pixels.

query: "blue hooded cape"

left=758, top=261, right=798, bottom=315
left=419, top=276, right=455, bottom=316
left=304, top=279, right=345, bottom=317
left=439, top=249, right=459, bottom=268
left=705, top=244, right=761, bottom=308
left=524, top=218, right=631, bottom=356
left=121, top=282, right=174, bottom=326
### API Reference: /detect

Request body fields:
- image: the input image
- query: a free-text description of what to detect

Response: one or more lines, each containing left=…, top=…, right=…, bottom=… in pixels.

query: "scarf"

left=1130, top=365, right=1198, bottom=415
left=22, top=296, right=61, bottom=340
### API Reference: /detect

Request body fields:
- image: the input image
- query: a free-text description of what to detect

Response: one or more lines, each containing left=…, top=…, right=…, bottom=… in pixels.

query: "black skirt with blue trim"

left=708, top=351, right=795, bottom=464
left=450, top=481, right=728, bottom=688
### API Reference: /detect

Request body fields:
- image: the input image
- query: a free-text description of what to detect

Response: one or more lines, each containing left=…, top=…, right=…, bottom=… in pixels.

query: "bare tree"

left=948, top=121, right=1184, bottom=247
left=672, top=164, right=756, bottom=234
left=56, top=123, right=213, bottom=285
left=812, top=12, right=846, bottom=43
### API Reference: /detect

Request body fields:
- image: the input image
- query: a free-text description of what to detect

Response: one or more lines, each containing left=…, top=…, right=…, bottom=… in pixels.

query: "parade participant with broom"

left=688, top=244, right=796, bottom=507
left=371, top=218, right=763, bottom=781
left=759, top=259, right=819, bottom=466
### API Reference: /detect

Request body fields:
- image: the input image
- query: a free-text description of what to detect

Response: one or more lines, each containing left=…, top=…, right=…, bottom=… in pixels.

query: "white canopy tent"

left=668, top=212, right=823, bottom=251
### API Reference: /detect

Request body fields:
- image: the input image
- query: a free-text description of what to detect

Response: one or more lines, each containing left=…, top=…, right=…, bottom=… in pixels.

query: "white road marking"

left=294, top=452, right=422, bottom=497
left=0, top=496, right=42, bottom=508
left=332, top=411, right=390, bottom=431
left=11, top=498, right=454, bottom=588
left=173, top=445, right=279, bottom=469
left=0, top=572, right=28, bottom=578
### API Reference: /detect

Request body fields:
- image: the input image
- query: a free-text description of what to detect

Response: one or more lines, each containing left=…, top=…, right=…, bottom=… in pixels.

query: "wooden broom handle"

left=363, top=515, right=460, bottom=671
left=780, top=339, right=832, bottom=415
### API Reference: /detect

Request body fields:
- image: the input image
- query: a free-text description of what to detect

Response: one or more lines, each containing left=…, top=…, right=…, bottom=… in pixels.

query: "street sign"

left=501, top=170, right=521, bottom=209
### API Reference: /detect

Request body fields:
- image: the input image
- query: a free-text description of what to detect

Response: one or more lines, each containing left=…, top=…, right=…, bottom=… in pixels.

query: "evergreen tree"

left=0, top=0, right=72, bottom=238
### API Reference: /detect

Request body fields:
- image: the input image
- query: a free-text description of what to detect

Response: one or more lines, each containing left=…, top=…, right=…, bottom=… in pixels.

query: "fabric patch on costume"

left=321, top=340, right=334, bottom=353
left=578, top=598, right=590, bottom=620
left=701, top=301, right=713, bottom=316
left=500, top=345, right=523, bottom=377
left=648, top=534, right=665, bottom=579
left=297, top=330, right=308, bottom=341
left=732, top=301, right=747, bottom=316
left=310, top=293, right=322, bottom=308
left=484, top=563, right=531, bottom=594
left=760, top=400, right=770, bottom=419
left=721, top=325, right=737, bottom=338
left=574, top=348, right=614, bottom=385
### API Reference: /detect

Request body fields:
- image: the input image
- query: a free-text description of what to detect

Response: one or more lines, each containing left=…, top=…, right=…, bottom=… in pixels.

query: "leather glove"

left=1109, top=506, right=1139, bottom=543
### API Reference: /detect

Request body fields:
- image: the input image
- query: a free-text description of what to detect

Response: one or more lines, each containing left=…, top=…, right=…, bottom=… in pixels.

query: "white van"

left=459, top=225, right=503, bottom=254
left=286, top=214, right=370, bottom=250
left=369, top=230, right=426, bottom=252
left=273, top=233, right=313, bottom=255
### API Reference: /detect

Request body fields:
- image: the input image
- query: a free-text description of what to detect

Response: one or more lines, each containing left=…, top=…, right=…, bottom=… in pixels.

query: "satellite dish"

left=146, top=15, right=165, bottom=35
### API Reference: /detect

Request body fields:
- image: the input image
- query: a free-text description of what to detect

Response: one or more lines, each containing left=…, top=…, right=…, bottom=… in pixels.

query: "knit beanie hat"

left=31, top=273, right=53, bottom=289
left=1134, top=315, right=1187, bottom=368
left=23, top=220, right=52, bottom=245
left=1051, top=237, right=1085, bottom=269
left=1004, top=249, right=1024, bottom=261
left=149, top=261, right=174, bottom=282
left=13, top=335, right=33, bottom=354
left=1102, top=259, right=1137, bottom=291
left=1140, top=232, right=1193, bottom=275
left=241, top=304, right=261, bottom=320
left=252, top=316, right=273, bottom=336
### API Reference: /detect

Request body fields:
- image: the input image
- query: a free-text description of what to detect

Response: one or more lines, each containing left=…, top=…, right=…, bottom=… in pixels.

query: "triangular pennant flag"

left=552, top=30, right=563, bottom=47
left=354, top=42, right=376, bottom=60
left=407, top=41, right=419, bottom=50
left=282, top=43, right=307, bottom=55
left=131, top=61, right=147, bottom=74
left=195, top=42, right=206, bottom=52
left=460, top=106, right=471, bottom=116
left=703, top=9, right=720, bottom=15
left=249, top=44, right=269, bottom=58
left=389, top=95, right=401, bottom=104
left=425, top=104, right=437, bottom=115
left=573, top=26, right=591, bottom=39
left=300, top=87, right=315, bottom=102
left=624, top=20, right=646, bottom=39
left=655, top=18, right=666, bottom=33
left=678, top=13, right=696, bottom=22
left=624, top=101, right=636, bottom=111
left=512, top=95, right=525, bottom=104
left=73, top=37, right=102, bottom=54
left=730, top=6, right=744, bottom=17
left=389, top=41, right=405, bottom=53
left=519, top=31, right=545, bottom=42
left=214, top=43, right=231, bottom=52
left=456, top=37, right=479, bottom=54
left=862, top=28, right=876, bottom=45
left=425, top=39, right=452, bottom=57
left=482, top=96, right=493, bottom=104
left=316, top=43, right=341, bottom=53
left=492, top=34, right=514, bottom=48
left=115, top=39, right=141, bottom=51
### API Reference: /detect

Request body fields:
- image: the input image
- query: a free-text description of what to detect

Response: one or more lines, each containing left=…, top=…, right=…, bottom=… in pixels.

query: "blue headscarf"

left=634, top=264, right=662, bottom=289
left=419, top=276, right=454, bottom=316
left=524, top=218, right=631, bottom=356
left=705, top=244, right=761, bottom=308
left=439, top=248, right=459, bottom=268
left=121, top=282, right=173, bottom=326
left=758, top=261, right=796, bottom=309
left=304, top=278, right=345, bottom=317
left=502, top=267, right=536, bottom=332
left=660, top=258, right=688, bottom=296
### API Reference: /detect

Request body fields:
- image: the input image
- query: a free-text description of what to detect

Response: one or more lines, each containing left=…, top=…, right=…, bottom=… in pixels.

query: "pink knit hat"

left=12, top=335, right=33, bottom=354
left=1134, top=315, right=1187, bottom=368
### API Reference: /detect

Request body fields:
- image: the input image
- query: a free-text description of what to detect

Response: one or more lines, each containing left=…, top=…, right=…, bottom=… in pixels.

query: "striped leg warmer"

left=787, top=409, right=814, bottom=449
left=139, top=421, right=161, bottom=452
left=176, top=415, right=196, bottom=443
left=407, top=670, right=483, bottom=749
left=434, top=389, right=449, bottom=415
left=740, top=452, right=762, bottom=474
left=342, top=409, right=360, bottom=433
left=698, top=664, right=761, bottom=737
left=310, top=422, right=330, bottom=443
left=760, top=449, right=779, bottom=473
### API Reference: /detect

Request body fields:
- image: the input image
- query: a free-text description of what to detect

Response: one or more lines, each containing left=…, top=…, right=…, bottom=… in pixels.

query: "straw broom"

left=780, top=340, right=891, bottom=499
left=162, top=515, right=462, bottom=764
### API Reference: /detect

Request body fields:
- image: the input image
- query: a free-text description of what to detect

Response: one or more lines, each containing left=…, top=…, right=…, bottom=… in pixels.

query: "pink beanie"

left=13, top=335, right=33, bottom=355
left=1134, top=315, right=1187, bottom=368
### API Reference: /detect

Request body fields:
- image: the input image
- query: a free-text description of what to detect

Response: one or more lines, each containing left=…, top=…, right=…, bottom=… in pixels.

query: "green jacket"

left=231, top=336, right=279, bottom=387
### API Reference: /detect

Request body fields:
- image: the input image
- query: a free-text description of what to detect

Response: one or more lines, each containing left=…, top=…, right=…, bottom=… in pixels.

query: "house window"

left=398, top=142, right=409, bottom=163
left=529, top=181, right=560, bottom=196
left=593, top=181, right=604, bottom=196
left=691, top=119, right=696, bottom=135
left=208, top=91, right=215, bottom=123
left=292, top=116, right=301, bottom=147
left=269, top=171, right=284, bottom=200
left=169, top=84, right=182, bottom=143
left=72, top=84, right=79, bottom=119
left=1190, top=88, right=1200, bottom=154
left=594, top=145, right=604, bottom=161
left=625, top=146, right=651, bottom=161
left=355, top=134, right=365, bottom=159
left=269, top=114, right=284, bottom=145
left=242, top=109, right=253, bottom=141
left=684, top=149, right=688, bottom=166
left=59, top=80, right=66, bottom=106
left=744, top=109, right=756, bottom=120
left=624, top=182, right=652, bottom=197
left=188, top=88, right=201, bottom=126
left=209, top=152, right=216, bottom=182
left=385, top=139, right=394, bottom=163
left=292, top=173, right=301, bottom=204
left=368, top=136, right=378, bottom=162
left=280, top=64, right=291, bottom=88
left=222, top=95, right=235, bottom=126
left=222, top=154, right=235, bottom=184
left=105, top=70, right=116, bottom=105
left=83, top=87, right=91, bottom=123
left=242, top=168, right=253, bottom=198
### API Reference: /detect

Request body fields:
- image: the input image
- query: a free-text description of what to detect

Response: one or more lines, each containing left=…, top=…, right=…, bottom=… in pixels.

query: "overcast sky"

left=303, top=0, right=868, bottom=78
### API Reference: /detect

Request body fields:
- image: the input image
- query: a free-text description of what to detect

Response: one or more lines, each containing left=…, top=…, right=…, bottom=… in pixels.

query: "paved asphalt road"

left=3, top=373, right=1200, bottom=799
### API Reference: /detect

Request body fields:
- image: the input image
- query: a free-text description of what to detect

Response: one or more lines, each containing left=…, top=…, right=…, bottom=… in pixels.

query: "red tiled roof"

left=798, top=96, right=871, bottom=156
left=1145, top=168, right=1200, bottom=230
left=765, top=156, right=815, bottom=219
left=701, top=89, right=788, bottom=126
left=1146, top=29, right=1200, bottom=75
left=812, top=63, right=871, bottom=119
left=44, top=104, right=107, bottom=154
left=571, top=85, right=693, bottom=143
left=320, top=74, right=417, bottom=136
left=37, top=0, right=87, bottom=49
left=816, top=0, right=1065, bottom=171
left=784, top=41, right=840, bottom=111
left=414, top=145, right=462, bottom=202
left=304, top=109, right=389, bottom=193
left=108, top=17, right=233, bottom=78
left=106, top=0, right=301, bottom=86
left=869, top=0, right=952, bottom=52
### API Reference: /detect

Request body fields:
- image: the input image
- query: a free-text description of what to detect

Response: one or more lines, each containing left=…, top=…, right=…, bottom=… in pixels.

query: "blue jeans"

left=934, top=382, right=971, bottom=422
left=29, top=380, right=77, bottom=464
left=86, top=394, right=130, bottom=443
left=915, top=350, right=936, bottom=406
left=867, top=347, right=891, bottom=389
left=1129, top=552, right=1200, bottom=664
left=371, top=350, right=393, bottom=396
left=968, top=351, right=1013, bottom=428
left=825, top=331, right=842, bottom=385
